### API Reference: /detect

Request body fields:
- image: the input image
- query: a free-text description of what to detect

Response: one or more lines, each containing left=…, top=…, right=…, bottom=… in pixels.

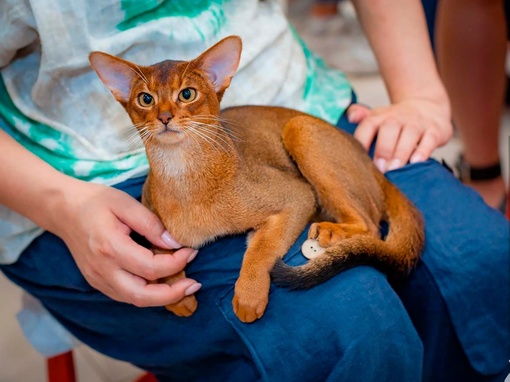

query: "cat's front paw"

left=165, top=295, right=198, bottom=317
left=232, top=292, right=268, bottom=323
left=232, top=277, right=270, bottom=323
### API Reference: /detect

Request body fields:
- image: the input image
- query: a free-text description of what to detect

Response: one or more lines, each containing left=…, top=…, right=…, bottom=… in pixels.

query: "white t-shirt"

left=0, top=0, right=352, bottom=263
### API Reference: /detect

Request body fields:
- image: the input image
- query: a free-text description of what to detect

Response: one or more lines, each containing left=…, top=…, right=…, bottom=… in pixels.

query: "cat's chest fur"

left=143, top=162, right=256, bottom=249
left=141, top=123, right=306, bottom=250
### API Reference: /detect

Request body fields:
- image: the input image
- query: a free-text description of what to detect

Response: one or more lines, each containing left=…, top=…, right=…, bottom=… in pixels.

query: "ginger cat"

left=89, top=36, right=424, bottom=323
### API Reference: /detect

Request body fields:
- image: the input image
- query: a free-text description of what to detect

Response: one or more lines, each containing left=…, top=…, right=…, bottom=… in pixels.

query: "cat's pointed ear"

left=194, top=36, right=242, bottom=94
left=89, top=52, right=139, bottom=104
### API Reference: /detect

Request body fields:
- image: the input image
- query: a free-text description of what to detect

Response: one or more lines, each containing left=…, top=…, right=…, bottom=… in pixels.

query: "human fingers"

left=112, top=193, right=182, bottom=249
left=410, top=129, right=440, bottom=164
left=113, top=268, right=201, bottom=307
left=108, top=233, right=198, bottom=281
left=353, top=115, right=382, bottom=151
left=386, top=123, right=423, bottom=171
left=347, top=104, right=371, bottom=124
left=81, top=229, right=200, bottom=304
left=372, top=119, right=403, bottom=172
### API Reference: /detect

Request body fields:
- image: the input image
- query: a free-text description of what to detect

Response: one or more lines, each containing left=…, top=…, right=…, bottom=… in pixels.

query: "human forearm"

left=352, top=0, right=447, bottom=103
left=0, top=129, right=200, bottom=305
left=348, top=0, right=452, bottom=170
left=0, top=129, right=76, bottom=232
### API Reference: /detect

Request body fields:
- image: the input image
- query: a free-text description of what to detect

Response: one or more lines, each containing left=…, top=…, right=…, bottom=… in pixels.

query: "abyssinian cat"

left=89, top=35, right=424, bottom=323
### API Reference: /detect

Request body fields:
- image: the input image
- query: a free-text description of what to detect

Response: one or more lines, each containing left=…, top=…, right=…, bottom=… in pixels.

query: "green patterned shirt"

left=0, top=0, right=352, bottom=263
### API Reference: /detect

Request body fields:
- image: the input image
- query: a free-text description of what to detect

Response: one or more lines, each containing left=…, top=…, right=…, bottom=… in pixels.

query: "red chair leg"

left=506, top=190, right=510, bottom=220
left=47, top=349, right=156, bottom=382
left=135, top=373, right=158, bottom=382
left=47, top=350, right=76, bottom=382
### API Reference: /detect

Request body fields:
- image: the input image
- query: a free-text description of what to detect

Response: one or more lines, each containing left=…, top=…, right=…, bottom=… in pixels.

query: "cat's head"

left=89, top=36, right=242, bottom=145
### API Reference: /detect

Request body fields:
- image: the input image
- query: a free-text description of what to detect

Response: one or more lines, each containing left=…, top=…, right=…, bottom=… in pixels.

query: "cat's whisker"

left=190, top=117, right=244, bottom=142
left=136, top=128, right=151, bottom=142
left=192, top=114, right=239, bottom=126
left=122, top=122, right=146, bottom=135
left=186, top=122, right=224, bottom=148
left=185, top=124, right=225, bottom=157
left=191, top=121, right=242, bottom=145
left=186, top=121, right=241, bottom=159
left=180, top=60, right=193, bottom=81
left=128, top=65, right=149, bottom=85
left=193, top=114, right=242, bottom=127
left=182, top=126, right=211, bottom=157
left=135, top=65, right=150, bottom=85
left=185, top=121, right=232, bottom=154
left=192, top=115, right=245, bottom=141
left=138, top=124, right=158, bottom=144
left=125, top=135, right=144, bottom=150
left=122, top=123, right=150, bottom=150
left=126, top=123, right=158, bottom=149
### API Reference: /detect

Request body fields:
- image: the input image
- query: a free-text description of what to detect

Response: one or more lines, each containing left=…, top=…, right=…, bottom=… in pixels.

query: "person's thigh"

left=338, top=106, right=510, bottom=380
left=1, top=180, right=423, bottom=382
left=400, top=261, right=510, bottom=382
left=388, top=161, right=510, bottom=381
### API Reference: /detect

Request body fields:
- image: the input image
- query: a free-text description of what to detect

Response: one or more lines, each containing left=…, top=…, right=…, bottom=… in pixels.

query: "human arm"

left=0, top=129, right=200, bottom=306
left=348, top=0, right=453, bottom=172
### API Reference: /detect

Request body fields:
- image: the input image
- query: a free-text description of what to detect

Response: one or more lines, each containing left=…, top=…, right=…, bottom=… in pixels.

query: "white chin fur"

left=148, top=146, right=188, bottom=178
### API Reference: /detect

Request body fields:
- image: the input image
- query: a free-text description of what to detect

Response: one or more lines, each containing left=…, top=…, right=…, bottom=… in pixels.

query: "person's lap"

left=1, top=208, right=424, bottom=381
left=1, top=109, right=509, bottom=381
left=342, top=111, right=510, bottom=381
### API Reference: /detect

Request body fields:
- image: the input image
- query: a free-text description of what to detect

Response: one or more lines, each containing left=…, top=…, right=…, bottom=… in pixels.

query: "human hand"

left=48, top=180, right=201, bottom=307
left=348, top=99, right=453, bottom=173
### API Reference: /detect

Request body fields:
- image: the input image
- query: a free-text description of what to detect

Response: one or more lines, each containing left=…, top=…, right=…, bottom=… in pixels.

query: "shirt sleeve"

left=0, top=0, right=38, bottom=69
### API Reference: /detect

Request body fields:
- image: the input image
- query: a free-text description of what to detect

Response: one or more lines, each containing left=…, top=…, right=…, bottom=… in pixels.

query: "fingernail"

left=184, top=283, right=202, bottom=296
left=375, top=158, right=387, bottom=173
left=387, top=159, right=401, bottom=171
left=410, top=153, right=424, bottom=164
left=187, top=249, right=199, bottom=263
left=161, top=231, right=182, bottom=249
left=347, top=111, right=357, bottom=123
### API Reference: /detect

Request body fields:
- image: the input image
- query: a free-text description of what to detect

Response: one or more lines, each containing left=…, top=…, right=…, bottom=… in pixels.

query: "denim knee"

left=2, top=208, right=424, bottom=382
left=216, top=258, right=423, bottom=382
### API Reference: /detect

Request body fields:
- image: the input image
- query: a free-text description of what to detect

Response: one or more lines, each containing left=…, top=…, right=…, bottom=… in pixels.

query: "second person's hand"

left=348, top=98, right=453, bottom=172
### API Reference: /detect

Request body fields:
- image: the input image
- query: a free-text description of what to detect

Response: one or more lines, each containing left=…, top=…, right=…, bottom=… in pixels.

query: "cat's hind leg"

left=160, top=271, right=198, bottom=317
left=152, top=247, right=198, bottom=317
left=281, top=115, right=383, bottom=247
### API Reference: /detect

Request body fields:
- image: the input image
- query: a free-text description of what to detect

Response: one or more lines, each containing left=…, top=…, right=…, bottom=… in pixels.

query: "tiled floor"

left=1, top=2, right=509, bottom=382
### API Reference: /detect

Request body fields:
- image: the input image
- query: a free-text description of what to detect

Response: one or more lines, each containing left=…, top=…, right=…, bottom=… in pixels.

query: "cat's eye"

left=178, top=88, right=196, bottom=103
left=138, top=92, right=154, bottom=107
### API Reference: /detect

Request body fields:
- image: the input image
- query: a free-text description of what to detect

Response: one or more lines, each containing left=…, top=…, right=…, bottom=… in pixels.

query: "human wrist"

left=391, top=85, right=451, bottom=117
left=35, top=175, right=87, bottom=235
left=390, top=77, right=449, bottom=105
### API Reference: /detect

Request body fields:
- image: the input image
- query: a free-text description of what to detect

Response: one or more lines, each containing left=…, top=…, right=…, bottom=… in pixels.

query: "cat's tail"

left=271, top=177, right=425, bottom=290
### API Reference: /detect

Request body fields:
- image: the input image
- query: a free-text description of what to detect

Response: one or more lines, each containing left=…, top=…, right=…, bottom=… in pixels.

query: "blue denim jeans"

left=2, top=110, right=509, bottom=382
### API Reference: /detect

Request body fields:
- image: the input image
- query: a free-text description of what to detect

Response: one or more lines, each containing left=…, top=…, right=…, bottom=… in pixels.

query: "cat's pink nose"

left=158, top=112, right=173, bottom=125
